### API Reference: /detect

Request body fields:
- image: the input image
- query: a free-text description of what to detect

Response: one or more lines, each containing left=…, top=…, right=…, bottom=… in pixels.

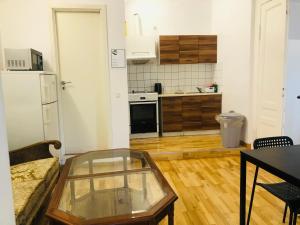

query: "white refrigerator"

left=0, top=71, right=60, bottom=151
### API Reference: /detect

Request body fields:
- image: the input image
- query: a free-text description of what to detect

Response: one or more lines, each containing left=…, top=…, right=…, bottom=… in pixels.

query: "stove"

left=128, top=92, right=159, bottom=138
left=128, top=92, right=158, bottom=102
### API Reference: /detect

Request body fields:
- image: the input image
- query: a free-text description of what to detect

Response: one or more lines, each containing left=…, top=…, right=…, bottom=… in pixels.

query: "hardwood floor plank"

left=156, top=157, right=291, bottom=225
left=130, top=135, right=247, bottom=160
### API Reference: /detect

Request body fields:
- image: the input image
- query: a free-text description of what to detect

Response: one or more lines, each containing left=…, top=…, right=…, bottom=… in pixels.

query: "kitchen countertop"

left=159, top=92, right=222, bottom=97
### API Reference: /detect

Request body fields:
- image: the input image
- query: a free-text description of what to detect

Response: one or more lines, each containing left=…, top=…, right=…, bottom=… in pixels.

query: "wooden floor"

left=131, top=135, right=247, bottom=160
left=156, top=156, right=288, bottom=225
left=40, top=156, right=291, bottom=225
left=39, top=136, right=290, bottom=225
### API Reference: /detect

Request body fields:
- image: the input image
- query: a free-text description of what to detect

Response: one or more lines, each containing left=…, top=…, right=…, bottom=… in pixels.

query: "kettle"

left=154, top=83, right=162, bottom=94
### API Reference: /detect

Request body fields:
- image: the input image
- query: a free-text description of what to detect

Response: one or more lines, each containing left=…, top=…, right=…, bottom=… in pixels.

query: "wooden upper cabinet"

left=198, top=35, right=217, bottom=63
left=159, top=35, right=217, bottom=64
left=159, top=35, right=179, bottom=65
left=179, top=35, right=199, bottom=64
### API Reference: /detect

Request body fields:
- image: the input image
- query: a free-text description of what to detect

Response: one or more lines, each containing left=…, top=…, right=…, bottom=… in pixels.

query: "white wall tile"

left=127, top=61, right=219, bottom=93
left=191, top=72, right=198, bottom=79
left=185, top=64, right=192, bottom=72
left=165, top=65, right=172, bottom=72
left=157, top=72, right=164, bottom=79
left=136, top=65, right=143, bottom=73
left=136, top=73, right=144, bottom=81
left=157, top=65, right=165, bottom=73
left=192, top=64, right=198, bottom=72
left=171, top=73, right=179, bottom=80
left=129, top=65, right=136, bottom=73
left=151, top=73, right=158, bottom=80
left=144, top=73, right=151, bottom=80
left=151, top=64, right=157, bottom=73
left=171, top=64, right=179, bottom=72
left=143, top=65, right=151, bottom=72
left=179, top=64, right=186, bottom=72
left=164, top=73, right=172, bottom=80
left=205, top=64, right=212, bottom=72
left=199, top=64, right=206, bottom=72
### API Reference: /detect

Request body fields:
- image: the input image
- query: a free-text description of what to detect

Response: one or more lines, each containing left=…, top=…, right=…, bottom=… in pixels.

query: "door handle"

left=61, top=81, right=72, bottom=85
left=297, top=96, right=300, bottom=99
left=61, top=81, right=72, bottom=90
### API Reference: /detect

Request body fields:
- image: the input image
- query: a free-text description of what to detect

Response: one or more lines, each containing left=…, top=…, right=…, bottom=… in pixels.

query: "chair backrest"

left=253, top=136, right=293, bottom=150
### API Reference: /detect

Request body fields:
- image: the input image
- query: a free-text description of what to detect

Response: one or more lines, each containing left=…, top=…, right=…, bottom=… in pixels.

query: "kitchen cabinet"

left=159, top=35, right=179, bottom=64
left=179, top=35, right=199, bottom=64
left=161, top=94, right=221, bottom=132
left=161, top=97, right=182, bottom=132
left=198, top=35, right=217, bottom=63
left=159, top=35, right=217, bottom=64
left=182, top=96, right=203, bottom=131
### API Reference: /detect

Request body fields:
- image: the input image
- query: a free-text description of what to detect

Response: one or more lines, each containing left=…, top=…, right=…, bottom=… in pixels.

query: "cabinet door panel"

left=163, top=123, right=183, bottom=132
left=161, top=95, right=222, bottom=132
left=179, top=50, right=199, bottom=64
left=183, top=122, right=203, bottom=131
left=198, top=35, right=217, bottom=63
left=162, top=97, right=182, bottom=132
left=179, top=35, right=199, bottom=47
left=160, top=36, right=179, bottom=65
left=201, top=120, right=220, bottom=130
left=179, top=36, right=199, bottom=64
left=182, top=96, right=202, bottom=131
left=200, top=95, right=221, bottom=129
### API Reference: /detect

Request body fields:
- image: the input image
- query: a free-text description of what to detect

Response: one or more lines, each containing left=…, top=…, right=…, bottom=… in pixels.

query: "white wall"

left=125, top=0, right=254, bottom=143
left=125, top=0, right=212, bottom=36
left=0, top=0, right=129, bottom=149
left=211, top=0, right=253, bottom=143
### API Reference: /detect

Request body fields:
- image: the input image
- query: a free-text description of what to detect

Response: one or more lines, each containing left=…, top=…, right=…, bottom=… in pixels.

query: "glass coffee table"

left=47, top=149, right=178, bottom=225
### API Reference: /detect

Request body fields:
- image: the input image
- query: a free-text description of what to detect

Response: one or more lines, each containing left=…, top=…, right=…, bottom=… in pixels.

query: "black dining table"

left=240, top=145, right=300, bottom=225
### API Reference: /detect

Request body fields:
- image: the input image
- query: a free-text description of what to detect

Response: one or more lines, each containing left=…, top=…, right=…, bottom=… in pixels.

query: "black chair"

left=247, top=136, right=300, bottom=225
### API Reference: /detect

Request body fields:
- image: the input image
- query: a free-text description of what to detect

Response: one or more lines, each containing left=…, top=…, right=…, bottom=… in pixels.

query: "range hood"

left=126, top=13, right=156, bottom=63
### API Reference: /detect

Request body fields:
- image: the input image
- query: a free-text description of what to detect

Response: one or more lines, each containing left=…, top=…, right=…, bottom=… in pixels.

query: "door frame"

left=251, top=0, right=288, bottom=141
left=50, top=4, right=112, bottom=160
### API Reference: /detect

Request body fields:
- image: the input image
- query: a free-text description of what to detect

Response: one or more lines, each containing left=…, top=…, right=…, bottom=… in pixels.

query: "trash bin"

left=216, top=111, right=245, bottom=148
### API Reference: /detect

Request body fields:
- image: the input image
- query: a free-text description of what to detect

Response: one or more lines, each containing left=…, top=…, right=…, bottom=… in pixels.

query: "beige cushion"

left=11, top=158, right=59, bottom=225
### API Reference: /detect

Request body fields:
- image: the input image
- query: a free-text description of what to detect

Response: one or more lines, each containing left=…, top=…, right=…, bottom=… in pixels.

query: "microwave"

left=4, top=48, right=43, bottom=71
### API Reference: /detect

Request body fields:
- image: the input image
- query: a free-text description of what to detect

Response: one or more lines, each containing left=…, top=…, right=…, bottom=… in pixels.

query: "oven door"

left=130, top=101, right=157, bottom=134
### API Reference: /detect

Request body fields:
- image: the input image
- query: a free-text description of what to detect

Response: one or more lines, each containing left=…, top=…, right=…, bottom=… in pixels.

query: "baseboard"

left=240, top=141, right=251, bottom=149
left=162, top=130, right=220, bottom=137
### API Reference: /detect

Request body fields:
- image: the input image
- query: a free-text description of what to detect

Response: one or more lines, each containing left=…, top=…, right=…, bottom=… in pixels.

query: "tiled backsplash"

left=127, top=61, right=221, bottom=93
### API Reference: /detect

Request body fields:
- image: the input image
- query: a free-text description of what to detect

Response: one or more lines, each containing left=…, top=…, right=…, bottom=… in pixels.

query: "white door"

left=54, top=9, right=111, bottom=154
left=283, top=0, right=300, bottom=144
left=254, top=0, right=287, bottom=138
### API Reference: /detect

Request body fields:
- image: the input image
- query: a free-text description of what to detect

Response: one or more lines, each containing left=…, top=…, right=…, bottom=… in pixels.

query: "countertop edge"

left=159, top=93, right=222, bottom=97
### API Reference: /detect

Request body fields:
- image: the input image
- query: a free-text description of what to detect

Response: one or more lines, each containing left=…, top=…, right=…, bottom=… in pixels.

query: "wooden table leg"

left=168, top=203, right=174, bottom=225
left=240, top=155, right=247, bottom=225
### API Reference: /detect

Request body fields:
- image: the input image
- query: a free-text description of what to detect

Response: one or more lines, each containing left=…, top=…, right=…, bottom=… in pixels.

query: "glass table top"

left=58, top=171, right=166, bottom=219
left=58, top=149, right=168, bottom=220
left=68, top=149, right=150, bottom=176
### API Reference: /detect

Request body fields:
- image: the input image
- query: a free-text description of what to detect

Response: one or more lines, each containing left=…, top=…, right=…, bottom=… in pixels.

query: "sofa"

left=9, top=140, right=61, bottom=225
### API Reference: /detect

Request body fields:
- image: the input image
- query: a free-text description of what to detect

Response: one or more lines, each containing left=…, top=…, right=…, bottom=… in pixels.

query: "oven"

left=129, top=93, right=159, bottom=138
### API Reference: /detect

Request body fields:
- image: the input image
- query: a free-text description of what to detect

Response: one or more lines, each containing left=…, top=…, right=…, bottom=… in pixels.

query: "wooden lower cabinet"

left=161, top=95, right=222, bottom=132
left=161, top=97, right=182, bottom=132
